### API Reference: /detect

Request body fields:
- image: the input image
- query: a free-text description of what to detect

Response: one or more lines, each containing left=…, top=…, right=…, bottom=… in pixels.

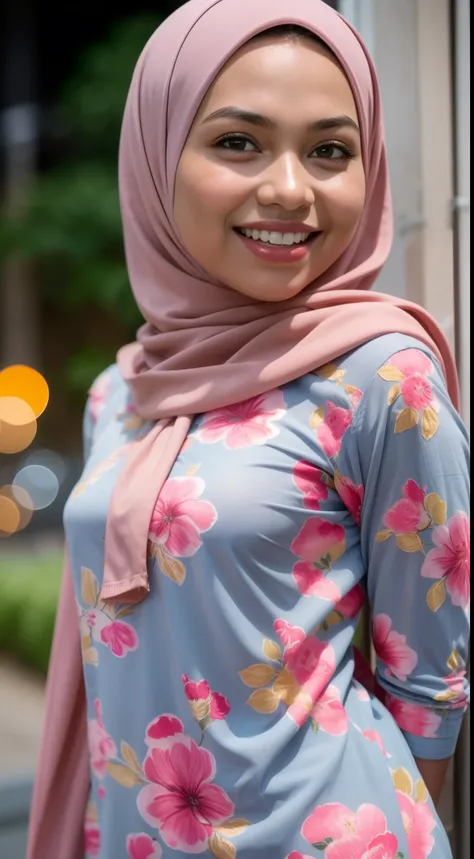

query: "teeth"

left=241, top=229, right=309, bottom=245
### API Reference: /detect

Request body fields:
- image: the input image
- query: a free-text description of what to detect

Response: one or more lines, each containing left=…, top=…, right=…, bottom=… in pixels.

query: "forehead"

left=196, top=36, right=359, bottom=122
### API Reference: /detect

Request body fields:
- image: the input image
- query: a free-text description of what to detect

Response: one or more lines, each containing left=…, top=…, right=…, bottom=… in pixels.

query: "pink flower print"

left=196, top=389, right=286, bottom=449
left=182, top=675, right=211, bottom=701
left=182, top=674, right=231, bottom=727
left=291, top=518, right=346, bottom=565
left=286, top=853, right=313, bottom=859
left=210, top=692, right=231, bottom=720
left=100, top=620, right=139, bottom=657
left=302, top=802, right=399, bottom=858
left=390, top=349, right=433, bottom=377
left=396, top=790, right=436, bottom=859
left=400, top=374, right=435, bottom=410
left=385, top=696, right=441, bottom=738
left=97, top=785, right=106, bottom=799
left=421, top=511, right=470, bottom=608
left=383, top=480, right=429, bottom=534
left=334, top=585, right=365, bottom=619
left=293, top=461, right=329, bottom=510
left=137, top=729, right=234, bottom=852
left=274, top=619, right=306, bottom=650
left=84, top=821, right=101, bottom=857
left=311, top=684, right=348, bottom=736
left=293, top=562, right=342, bottom=602
left=437, top=668, right=468, bottom=708
left=126, top=833, right=163, bottom=859
left=87, top=699, right=117, bottom=779
left=284, top=638, right=336, bottom=725
left=361, top=730, right=390, bottom=758
left=148, top=476, right=217, bottom=558
left=347, top=386, right=363, bottom=409
left=334, top=472, right=364, bottom=526
left=145, top=714, right=184, bottom=749
left=373, top=614, right=418, bottom=681
left=315, top=402, right=353, bottom=458
left=356, top=686, right=370, bottom=703
left=88, top=369, right=111, bottom=424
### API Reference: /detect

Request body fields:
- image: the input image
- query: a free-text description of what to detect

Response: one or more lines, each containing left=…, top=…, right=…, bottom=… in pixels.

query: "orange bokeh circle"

left=0, top=365, right=49, bottom=418
left=0, top=485, right=33, bottom=536
left=0, top=396, right=37, bottom=454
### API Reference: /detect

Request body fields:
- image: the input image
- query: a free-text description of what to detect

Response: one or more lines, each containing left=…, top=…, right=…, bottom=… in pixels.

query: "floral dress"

left=64, top=333, right=470, bottom=859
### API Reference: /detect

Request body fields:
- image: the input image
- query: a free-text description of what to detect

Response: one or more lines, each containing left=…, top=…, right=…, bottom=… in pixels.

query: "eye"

left=311, top=142, right=354, bottom=161
left=214, top=134, right=259, bottom=152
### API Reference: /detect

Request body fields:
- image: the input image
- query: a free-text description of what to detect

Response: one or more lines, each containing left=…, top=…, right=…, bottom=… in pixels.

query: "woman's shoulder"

left=336, top=332, right=444, bottom=393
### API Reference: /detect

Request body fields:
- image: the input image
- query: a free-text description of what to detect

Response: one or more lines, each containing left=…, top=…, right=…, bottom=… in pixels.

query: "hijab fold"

left=101, top=0, right=458, bottom=603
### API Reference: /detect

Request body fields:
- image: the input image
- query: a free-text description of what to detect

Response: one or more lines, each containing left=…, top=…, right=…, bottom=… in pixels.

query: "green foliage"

left=0, top=553, right=63, bottom=674
left=0, top=14, right=160, bottom=393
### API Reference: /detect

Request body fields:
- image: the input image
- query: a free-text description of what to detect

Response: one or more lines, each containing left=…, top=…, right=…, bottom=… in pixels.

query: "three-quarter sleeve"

left=336, top=346, right=470, bottom=760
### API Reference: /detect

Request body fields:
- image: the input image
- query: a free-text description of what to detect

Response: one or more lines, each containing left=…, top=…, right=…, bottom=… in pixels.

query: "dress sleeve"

left=335, top=346, right=470, bottom=760
left=25, top=397, right=96, bottom=859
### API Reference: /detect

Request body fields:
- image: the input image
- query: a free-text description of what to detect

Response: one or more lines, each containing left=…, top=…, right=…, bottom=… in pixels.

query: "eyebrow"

left=202, top=106, right=360, bottom=134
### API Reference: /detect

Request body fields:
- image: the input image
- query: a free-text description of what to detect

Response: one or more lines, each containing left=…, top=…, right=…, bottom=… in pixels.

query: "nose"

left=256, top=152, right=315, bottom=211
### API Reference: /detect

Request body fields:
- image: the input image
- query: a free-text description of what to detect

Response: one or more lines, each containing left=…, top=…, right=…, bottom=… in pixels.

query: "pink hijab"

left=27, top=2, right=459, bottom=856
left=101, top=0, right=458, bottom=604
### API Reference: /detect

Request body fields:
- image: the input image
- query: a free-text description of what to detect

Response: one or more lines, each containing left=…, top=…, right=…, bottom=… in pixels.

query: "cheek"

left=321, top=172, right=366, bottom=230
left=175, top=157, right=247, bottom=227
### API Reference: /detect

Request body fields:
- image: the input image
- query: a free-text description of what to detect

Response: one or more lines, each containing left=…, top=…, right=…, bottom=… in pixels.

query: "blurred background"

left=0, top=0, right=469, bottom=856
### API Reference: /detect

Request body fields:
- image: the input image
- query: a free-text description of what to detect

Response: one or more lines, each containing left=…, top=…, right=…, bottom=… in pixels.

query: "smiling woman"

left=26, top=2, right=468, bottom=859
left=174, top=27, right=365, bottom=299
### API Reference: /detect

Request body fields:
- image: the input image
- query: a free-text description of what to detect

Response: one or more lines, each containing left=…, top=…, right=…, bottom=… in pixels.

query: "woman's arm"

left=336, top=344, right=470, bottom=804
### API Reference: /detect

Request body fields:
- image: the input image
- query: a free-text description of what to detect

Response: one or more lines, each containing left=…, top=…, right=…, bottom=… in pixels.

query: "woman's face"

left=174, top=34, right=366, bottom=302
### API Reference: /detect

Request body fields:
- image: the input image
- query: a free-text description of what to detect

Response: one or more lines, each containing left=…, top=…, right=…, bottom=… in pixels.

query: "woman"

left=27, top=1, right=470, bottom=857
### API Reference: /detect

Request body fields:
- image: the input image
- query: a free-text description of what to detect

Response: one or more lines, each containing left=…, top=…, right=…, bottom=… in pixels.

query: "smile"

left=235, top=227, right=317, bottom=247
left=233, top=225, right=321, bottom=264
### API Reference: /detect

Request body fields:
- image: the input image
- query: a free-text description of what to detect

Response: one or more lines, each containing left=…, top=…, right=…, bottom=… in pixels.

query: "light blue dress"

left=64, top=333, right=470, bottom=859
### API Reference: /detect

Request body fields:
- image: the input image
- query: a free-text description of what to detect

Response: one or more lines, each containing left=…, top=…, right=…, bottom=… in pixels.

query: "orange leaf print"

left=239, top=664, right=276, bottom=688
left=375, top=528, right=393, bottom=543
left=426, top=578, right=447, bottom=612
left=272, top=667, right=302, bottom=706
left=105, top=762, right=145, bottom=787
left=154, top=544, right=186, bottom=585
left=395, top=532, right=424, bottom=553
left=424, top=493, right=447, bottom=526
left=81, top=567, right=100, bottom=606
left=378, top=365, right=405, bottom=382
left=387, top=384, right=401, bottom=405
left=447, top=650, right=463, bottom=672
left=395, top=408, right=419, bottom=433
left=315, top=363, right=346, bottom=383
left=391, top=766, right=413, bottom=796
left=208, top=834, right=236, bottom=859
left=214, top=819, right=251, bottom=837
left=262, top=639, right=281, bottom=661
left=415, top=779, right=429, bottom=803
left=120, top=742, right=144, bottom=778
left=310, top=407, right=325, bottom=429
left=421, top=407, right=439, bottom=440
left=247, top=689, right=280, bottom=714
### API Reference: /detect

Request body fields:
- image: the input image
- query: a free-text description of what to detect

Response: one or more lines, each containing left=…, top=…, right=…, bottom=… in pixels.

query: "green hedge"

left=0, top=552, right=63, bottom=674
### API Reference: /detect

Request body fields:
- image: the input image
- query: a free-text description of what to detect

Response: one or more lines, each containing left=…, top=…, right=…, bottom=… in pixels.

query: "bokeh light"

left=0, top=484, right=34, bottom=537
left=0, top=364, right=52, bottom=536
left=13, top=465, right=59, bottom=511
left=0, top=396, right=37, bottom=454
left=0, top=364, right=49, bottom=417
